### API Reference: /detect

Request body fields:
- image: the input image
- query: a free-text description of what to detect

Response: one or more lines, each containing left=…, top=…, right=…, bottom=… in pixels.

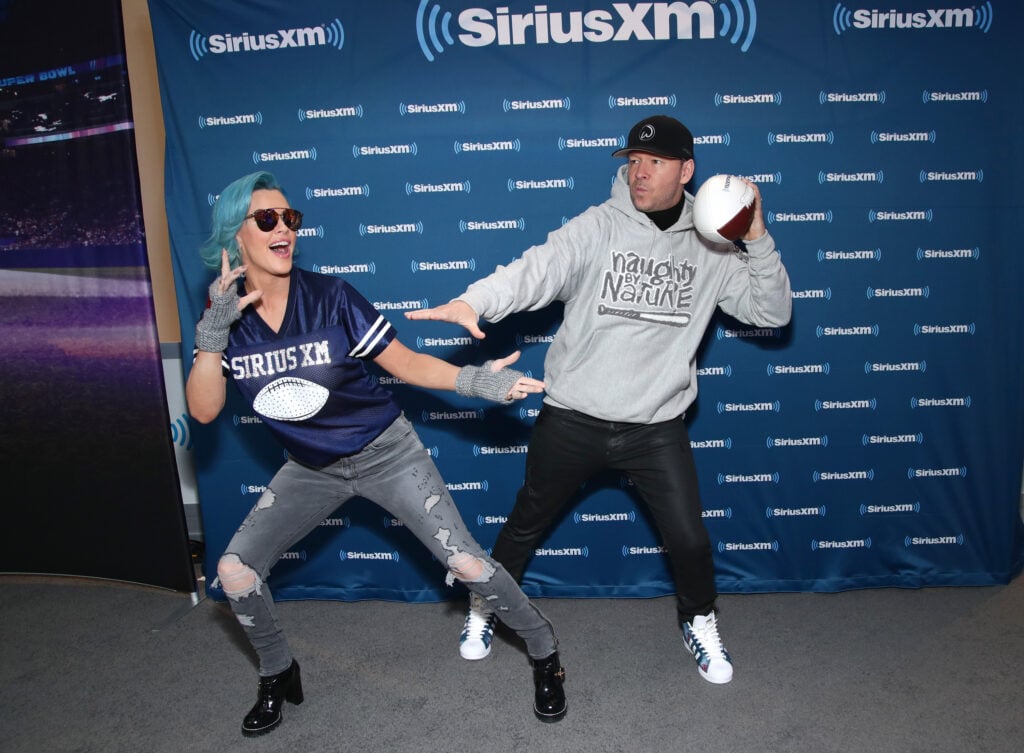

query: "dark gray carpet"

left=2, top=574, right=1022, bottom=753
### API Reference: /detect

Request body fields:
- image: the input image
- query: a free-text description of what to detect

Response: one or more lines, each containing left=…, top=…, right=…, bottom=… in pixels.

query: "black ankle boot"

left=532, top=652, right=567, bottom=722
left=241, top=659, right=304, bottom=737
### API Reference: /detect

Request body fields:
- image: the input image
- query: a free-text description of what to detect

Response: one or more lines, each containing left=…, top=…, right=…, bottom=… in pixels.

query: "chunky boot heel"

left=241, top=659, right=303, bottom=737
left=532, top=652, right=567, bottom=722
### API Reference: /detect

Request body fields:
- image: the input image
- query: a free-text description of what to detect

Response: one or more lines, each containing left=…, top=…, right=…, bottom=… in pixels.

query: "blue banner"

left=148, top=0, right=1024, bottom=601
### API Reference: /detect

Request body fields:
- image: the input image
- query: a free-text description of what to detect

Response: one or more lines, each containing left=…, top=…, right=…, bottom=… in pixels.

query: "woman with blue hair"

left=186, top=171, right=567, bottom=736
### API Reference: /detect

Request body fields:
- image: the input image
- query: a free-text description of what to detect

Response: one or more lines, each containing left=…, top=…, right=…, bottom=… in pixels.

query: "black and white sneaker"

left=459, top=593, right=497, bottom=660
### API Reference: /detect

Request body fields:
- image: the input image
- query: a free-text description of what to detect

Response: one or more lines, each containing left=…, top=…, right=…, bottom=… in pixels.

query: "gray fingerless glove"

left=194, top=279, right=242, bottom=352
left=455, top=361, right=522, bottom=403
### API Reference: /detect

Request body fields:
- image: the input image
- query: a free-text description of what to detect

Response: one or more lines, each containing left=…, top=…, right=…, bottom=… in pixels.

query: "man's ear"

left=680, top=158, right=696, bottom=186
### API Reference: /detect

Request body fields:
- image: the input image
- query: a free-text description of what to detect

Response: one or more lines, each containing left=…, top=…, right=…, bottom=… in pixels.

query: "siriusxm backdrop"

left=148, top=0, right=1024, bottom=602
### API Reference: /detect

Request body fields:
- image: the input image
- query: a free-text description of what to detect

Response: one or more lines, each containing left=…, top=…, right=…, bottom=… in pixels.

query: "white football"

left=692, top=174, right=755, bottom=244
left=253, top=376, right=329, bottom=421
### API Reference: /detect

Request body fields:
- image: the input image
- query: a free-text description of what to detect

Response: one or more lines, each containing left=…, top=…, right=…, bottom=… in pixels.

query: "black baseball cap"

left=612, top=115, right=694, bottom=160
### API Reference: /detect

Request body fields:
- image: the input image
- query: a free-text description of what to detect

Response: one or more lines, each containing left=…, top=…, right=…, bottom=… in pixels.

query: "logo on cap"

left=639, top=124, right=657, bottom=141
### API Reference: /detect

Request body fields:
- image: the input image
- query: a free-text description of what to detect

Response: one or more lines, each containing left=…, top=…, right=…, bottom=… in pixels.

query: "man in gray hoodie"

left=407, top=115, right=792, bottom=686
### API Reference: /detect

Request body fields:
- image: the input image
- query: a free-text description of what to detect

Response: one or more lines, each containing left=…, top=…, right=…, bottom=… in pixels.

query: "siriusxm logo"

left=718, top=540, right=779, bottom=553
left=535, top=546, right=590, bottom=558
left=814, top=398, right=878, bottom=411
left=766, top=435, right=828, bottom=449
left=861, top=433, right=924, bottom=446
left=313, top=262, right=376, bottom=275
left=411, top=258, right=476, bottom=272
left=320, top=517, right=349, bottom=527
left=447, top=480, right=489, bottom=492
left=860, top=502, right=921, bottom=515
left=768, top=130, right=834, bottom=145
left=339, top=550, right=400, bottom=562
left=904, top=534, right=965, bottom=547
left=717, top=472, right=780, bottom=484
left=421, top=408, right=484, bottom=422
left=819, top=170, right=883, bottom=183
left=400, top=100, right=466, bottom=115
left=621, top=545, right=667, bottom=556
left=922, top=89, right=988, bottom=103
left=406, top=180, right=470, bottom=195
left=715, top=326, right=781, bottom=339
left=916, top=247, right=980, bottom=261
left=198, top=112, right=262, bottom=129
left=504, top=97, right=571, bottom=112
left=573, top=511, right=637, bottom=524
left=188, top=19, right=345, bottom=61
left=716, top=400, right=781, bottom=414
left=715, top=91, right=781, bottom=105
left=460, top=217, right=526, bottom=232
left=767, top=505, right=827, bottom=518
left=792, top=288, right=832, bottom=300
left=473, top=444, right=529, bottom=456
left=252, top=147, right=318, bottom=164
left=298, top=105, right=363, bottom=121
left=558, top=135, right=625, bottom=151
left=817, top=248, right=882, bottom=262
left=910, top=395, right=972, bottom=408
left=515, top=333, right=555, bottom=346
left=767, top=210, right=834, bottom=223
left=373, top=298, right=430, bottom=311
left=359, top=221, right=424, bottom=236
left=691, top=437, right=733, bottom=449
left=696, top=365, right=733, bottom=377
left=815, top=324, right=880, bottom=337
left=833, top=3, right=993, bottom=35
left=416, top=335, right=475, bottom=348
left=170, top=412, right=193, bottom=450
left=454, top=138, right=521, bottom=153
left=416, top=0, right=758, bottom=61
left=353, top=143, right=418, bottom=158
left=864, top=360, right=926, bottom=374
left=811, top=538, right=871, bottom=550
left=609, top=93, right=678, bottom=109
left=819, top=90, right=886, bottom=104
left=920, top=169, right=983, bottom=183
left=767, top=362, right=830, bottom=376
left=812, top=469, right=875, bottom=482
left=307, top=185, right=369, bottom=200
left=867, top=286, right=929, bottom=299
left=508, top=177, right=575, bottom=191
left=912, top=322, right=976, bottom=335
left=477, top=514, right=508, bottom=526
left=870, top=129, right=936, bottom=144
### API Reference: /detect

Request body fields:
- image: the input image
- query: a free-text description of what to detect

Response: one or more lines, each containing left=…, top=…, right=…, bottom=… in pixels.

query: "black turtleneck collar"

left=644, top=197, right=685, bottom=231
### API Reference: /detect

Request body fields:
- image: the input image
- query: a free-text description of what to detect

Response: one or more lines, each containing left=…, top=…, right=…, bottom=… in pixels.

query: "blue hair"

left=199, top=171, right=288, bottom=269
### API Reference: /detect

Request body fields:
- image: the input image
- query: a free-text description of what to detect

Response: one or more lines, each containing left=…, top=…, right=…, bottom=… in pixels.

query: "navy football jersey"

left=220, top=267, right=401, bottom=466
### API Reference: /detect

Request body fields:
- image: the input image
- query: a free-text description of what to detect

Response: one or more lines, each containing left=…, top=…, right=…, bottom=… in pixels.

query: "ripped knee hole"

left=217, top=553, right=260, bottom=598
left=448, top=553, right=495, bottom=583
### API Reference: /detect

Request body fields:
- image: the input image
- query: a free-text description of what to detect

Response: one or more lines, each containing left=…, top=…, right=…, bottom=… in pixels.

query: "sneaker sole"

left=697, top=668, right=733, bottom=684
left=459, top=644, right=492, bottom=661
left=685, top=640, right=733, bottom=684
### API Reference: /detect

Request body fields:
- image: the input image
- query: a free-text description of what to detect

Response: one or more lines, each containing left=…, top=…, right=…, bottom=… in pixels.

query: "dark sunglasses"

left=245, top=207, right=303, bottom=232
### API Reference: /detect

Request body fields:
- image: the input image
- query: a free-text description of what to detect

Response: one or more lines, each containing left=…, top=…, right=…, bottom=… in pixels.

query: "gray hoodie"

left=458, top=164, right=792, bottom=424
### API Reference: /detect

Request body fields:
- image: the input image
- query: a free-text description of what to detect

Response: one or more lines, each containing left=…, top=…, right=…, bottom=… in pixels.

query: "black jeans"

left=493, top=404, right=718, bottom=623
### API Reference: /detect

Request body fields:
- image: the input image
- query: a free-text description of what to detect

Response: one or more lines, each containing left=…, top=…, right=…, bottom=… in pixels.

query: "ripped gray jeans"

left=216, top=413, right=557, bottom=676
